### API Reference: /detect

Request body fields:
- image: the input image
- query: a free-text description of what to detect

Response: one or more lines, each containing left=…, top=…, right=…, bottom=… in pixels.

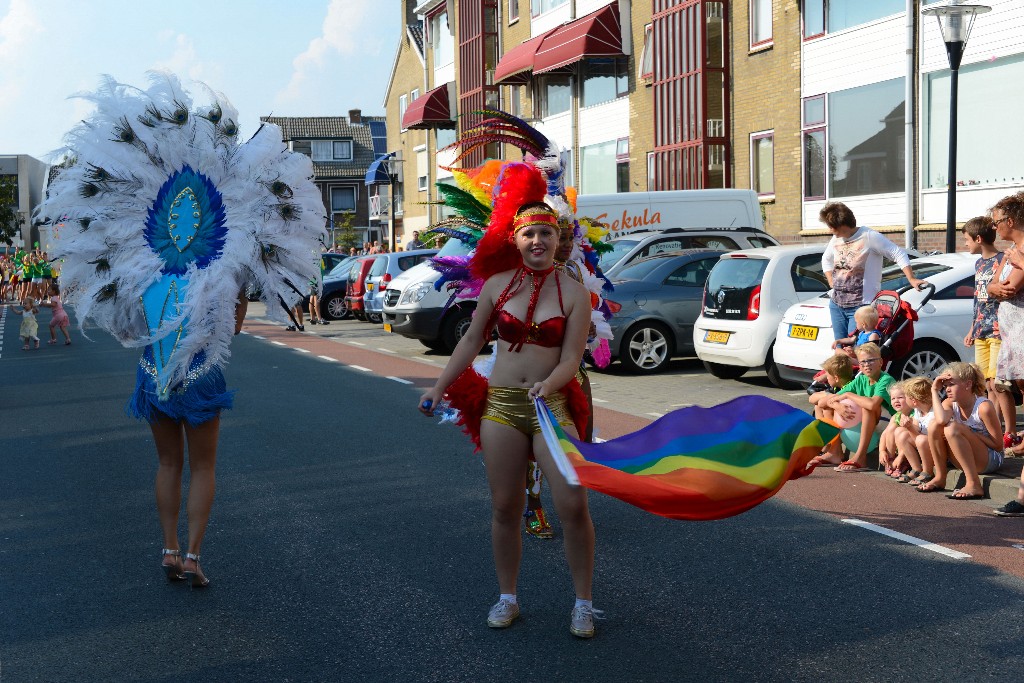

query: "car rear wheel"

left=888, top=341, right=957, bottom=380
left=367, top=311, right=383, bottom=324
left=703, top=361, right=748, bottom=380
left=766, top=345, right=801, bottom=389
left=619, top=322, right=673, bottom=374
left=322, top=293, right=350, bottom=321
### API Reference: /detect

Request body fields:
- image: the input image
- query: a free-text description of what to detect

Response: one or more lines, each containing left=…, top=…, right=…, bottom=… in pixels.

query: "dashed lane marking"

left=842, top=519, right=971, bottom=560
left=270, top=341, right=286, bottom=347
left=294, top=348, right=310, bottom=353
left=349, top=365, right=372, bottom=372
left=592, top=398, right=608, bottom=404
left=318, top=355, right=337, bottom=362
left=252, top=335, right=265, bottom=340
left=376, top=348, right=396, bottom=353
left=787, top=391, right=809, bottom=397
left=349, top=341, right=366, bottom=346
left=387, top=376, right=413, bottom=384
left=645, top=412, right=664, bottom=418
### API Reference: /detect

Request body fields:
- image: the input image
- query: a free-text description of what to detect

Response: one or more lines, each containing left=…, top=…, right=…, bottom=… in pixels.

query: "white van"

left=382, top=189, right=768, bottom=352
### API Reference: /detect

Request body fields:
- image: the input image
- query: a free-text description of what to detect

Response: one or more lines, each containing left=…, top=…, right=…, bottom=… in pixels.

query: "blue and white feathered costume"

left=38, top=72, right=326, bottom=426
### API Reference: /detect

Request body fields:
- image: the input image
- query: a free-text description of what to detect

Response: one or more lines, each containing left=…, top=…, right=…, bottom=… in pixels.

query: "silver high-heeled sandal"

left=161, top=548, right=185, bottom=581
left=183, top=552, right=210, bottom=588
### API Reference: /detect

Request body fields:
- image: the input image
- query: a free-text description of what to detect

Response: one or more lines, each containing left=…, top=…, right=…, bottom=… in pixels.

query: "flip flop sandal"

left=916, top=482, right=946, bottom=493
left=946, top=491, right=985, bottom=500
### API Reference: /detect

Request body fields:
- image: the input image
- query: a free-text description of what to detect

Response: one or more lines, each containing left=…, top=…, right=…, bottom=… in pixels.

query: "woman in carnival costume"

left=38, top=73, right=326, bottom=588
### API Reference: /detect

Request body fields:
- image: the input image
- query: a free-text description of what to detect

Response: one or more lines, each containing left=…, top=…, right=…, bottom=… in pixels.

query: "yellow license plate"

left=788, top=325, right=818, bottom=340
left=704, top=330, right=730, bottom=344
left=383, top=323, right=392, bottom=333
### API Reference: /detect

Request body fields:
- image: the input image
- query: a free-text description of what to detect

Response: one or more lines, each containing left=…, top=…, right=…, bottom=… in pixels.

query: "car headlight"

left=400, top=282, right=433, bottom=305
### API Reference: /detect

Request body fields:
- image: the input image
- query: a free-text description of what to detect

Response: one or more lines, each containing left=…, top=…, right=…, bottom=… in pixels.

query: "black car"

left=319, top=256, right=361, bottom=320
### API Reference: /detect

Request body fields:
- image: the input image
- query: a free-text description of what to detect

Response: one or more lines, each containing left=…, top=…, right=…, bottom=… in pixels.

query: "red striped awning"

left=534, top=4, right=624, bottom=74
left=493, top=29, right=558, bottom=85
left=401, top=82, right=455, bottom=129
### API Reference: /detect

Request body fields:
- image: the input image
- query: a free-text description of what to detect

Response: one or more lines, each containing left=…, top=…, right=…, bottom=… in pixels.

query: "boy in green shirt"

left=818, top=342, right=894, bottom=472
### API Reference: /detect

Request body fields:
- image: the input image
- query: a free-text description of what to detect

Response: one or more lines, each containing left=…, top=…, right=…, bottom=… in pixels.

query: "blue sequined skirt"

left=126, top=346, right=234, bottom=427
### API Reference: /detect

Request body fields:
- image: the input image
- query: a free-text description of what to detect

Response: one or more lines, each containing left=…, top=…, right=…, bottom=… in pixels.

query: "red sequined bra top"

left=494, top=270, right=566, bottom=349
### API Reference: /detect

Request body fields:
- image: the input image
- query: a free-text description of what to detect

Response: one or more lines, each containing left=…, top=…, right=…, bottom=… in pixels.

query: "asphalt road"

left=2, top=304, right=1024, bottom=682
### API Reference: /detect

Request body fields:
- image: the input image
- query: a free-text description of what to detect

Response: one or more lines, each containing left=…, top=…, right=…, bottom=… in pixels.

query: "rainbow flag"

left=535, top=395, right=838, bottom=521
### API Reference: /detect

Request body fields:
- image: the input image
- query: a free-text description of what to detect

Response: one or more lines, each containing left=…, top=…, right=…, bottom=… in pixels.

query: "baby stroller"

left=807, top=281, right=936, bottom=394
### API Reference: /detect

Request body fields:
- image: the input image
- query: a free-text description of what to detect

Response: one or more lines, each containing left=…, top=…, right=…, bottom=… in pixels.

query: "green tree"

left=333, top=213, right=360, bottom=252
left=0, top=176, right=23, bottom=247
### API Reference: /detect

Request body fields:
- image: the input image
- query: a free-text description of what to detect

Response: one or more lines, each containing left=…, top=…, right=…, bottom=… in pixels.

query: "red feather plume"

left=469, top=162, right=547, bottom=282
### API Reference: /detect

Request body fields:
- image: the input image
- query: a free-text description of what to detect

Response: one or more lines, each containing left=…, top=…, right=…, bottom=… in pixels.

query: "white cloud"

left=153, top=32, right=224, bottom=85
left=275, top=0, right=387, bottom=109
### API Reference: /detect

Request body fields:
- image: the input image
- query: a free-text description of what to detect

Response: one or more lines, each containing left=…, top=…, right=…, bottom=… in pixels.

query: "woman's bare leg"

left=150, top=416, right=185, bottom=554
left=531, top=428, right=594, bottom=600
left=943, top=422, right=989, bottom=497
left=183, top=415, right=220, bottom=562
left=480, top=421, right=530, bottom=595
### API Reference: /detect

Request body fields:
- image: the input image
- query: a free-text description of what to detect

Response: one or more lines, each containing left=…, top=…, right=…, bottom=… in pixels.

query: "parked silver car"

left=604, top=250, right=725, bottom=373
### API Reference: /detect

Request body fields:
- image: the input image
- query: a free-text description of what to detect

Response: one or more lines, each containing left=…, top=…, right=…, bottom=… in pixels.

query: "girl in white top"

left=894, top=376, right=935, bottom=487
left=931, top=362, right=1004, bottom=500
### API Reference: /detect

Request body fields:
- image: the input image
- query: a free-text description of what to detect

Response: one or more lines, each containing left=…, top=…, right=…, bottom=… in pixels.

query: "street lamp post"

left=921, top=0, right=990, bottom=253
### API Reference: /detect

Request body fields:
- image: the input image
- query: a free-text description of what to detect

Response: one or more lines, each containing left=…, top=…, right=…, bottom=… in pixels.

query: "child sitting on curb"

left=894, top=377, right=934, bottom=485
left=807, top=353, right=855, bottom=467
left=879, top=381, right=913, bottom=477
left=929, top=362, right=1004, bottom=500
left=812, top=343, right=894, bottom=472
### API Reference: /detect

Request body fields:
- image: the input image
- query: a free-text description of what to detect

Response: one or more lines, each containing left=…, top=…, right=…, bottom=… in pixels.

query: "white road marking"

left=376, top=347, right=396, bottom=353
left=842, top=519, right=971, bottom=560
left=593, top=437, right=607, bottom=443
left=788, top=391, right=809, bottom=396
left=252, top=335, right=265, bottom=340
left=646, top=412, right=664, bottom=418
left=350, top=365, right=372, bottom=372
left=294, top=348, right=310, bottom=353
left=318, top=355, right=337, bottom=362
left=349, top=341, right=366, bottom=346
left=592, top=398, right=608, bottom=404
left=270, top=341, right=286, bottom=347
left=387, top=376, right=413, bottom=384
left=669, top=403, right=692, bottom=408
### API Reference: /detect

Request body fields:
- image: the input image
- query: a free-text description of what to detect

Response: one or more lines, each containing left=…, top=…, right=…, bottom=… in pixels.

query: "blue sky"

left=0, top=0, right=401, bottom=160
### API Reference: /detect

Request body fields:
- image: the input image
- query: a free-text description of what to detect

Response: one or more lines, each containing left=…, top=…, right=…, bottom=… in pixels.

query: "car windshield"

left=615, top=255, right=672, bottom=281
left=434, top=237, right=474, bottom=258
left=327, top=258, right=355, bottom=278
left=599, top=239, right=639, bottom=270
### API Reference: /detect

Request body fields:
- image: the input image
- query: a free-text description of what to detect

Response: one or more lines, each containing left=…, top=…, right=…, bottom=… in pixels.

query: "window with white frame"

left=509, top=0, right=519, bottom=23
left=537, top=74, right=571, bottom=117
left=312, top=140, right=353, bottom=162
left=803, top=0, right=903, bottom=39
left=399, top=94, right=408, bottom=128
left=616, top=138, right=630, bottom=193
left=581, top=58, right=628, bottom=108
left=924, top=53, right=1024, bottom=189
left=802, top=95, right=826, bottom=200
left=750, top=0, right=772, bottom=47
left=432, top=12, right=455, bottom=69
left=750, top=131, right=774, bottom=196
left=411, top=88, right=420, bottom=104
left=332, top=140, right=353, bottom=161
left=639, top=24, right=653, bottom=80
left=416, top=147, right=428, bottom=192
left=531, top=0, right=566, bottom=17
left=330, top=186, right=356, bottom=212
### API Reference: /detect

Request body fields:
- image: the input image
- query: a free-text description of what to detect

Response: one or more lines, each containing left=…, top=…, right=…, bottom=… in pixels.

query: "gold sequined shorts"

left=481, top=386, right=573, bottom=436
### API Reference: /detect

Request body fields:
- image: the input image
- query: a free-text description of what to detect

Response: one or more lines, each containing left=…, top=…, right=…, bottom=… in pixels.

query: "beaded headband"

left=513, top=206, right=558, bottom=233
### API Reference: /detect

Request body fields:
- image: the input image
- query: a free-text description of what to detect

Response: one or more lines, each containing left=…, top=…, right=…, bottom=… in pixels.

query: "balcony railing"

left=369, top=194, right=391, bottom=218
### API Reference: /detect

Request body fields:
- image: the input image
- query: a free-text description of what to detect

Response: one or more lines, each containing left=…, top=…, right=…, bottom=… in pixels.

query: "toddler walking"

left=39, top=283, right=71, bottom=345
left=14, top=296, right=40, bottom=350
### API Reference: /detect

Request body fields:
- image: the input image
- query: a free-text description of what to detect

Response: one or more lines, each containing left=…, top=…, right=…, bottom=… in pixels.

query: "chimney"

left=349, top=109, right=362, bottom=125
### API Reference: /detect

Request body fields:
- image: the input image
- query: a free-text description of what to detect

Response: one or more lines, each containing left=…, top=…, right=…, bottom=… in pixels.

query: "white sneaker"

left=569, top=604, right=600, bottom=638
left=487, top=599, right=520, bottom=628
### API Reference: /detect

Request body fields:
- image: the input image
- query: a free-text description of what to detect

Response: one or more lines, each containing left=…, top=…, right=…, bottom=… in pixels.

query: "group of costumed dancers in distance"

left=417, top=110, right=840, bottom=637
left=37, top=68, right=839, bottom=637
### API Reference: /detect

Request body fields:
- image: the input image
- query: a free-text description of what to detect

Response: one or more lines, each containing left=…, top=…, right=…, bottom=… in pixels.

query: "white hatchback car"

left=693, top=245, right=830, bottom=388
left=772, top=252, right=979, bottom=385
